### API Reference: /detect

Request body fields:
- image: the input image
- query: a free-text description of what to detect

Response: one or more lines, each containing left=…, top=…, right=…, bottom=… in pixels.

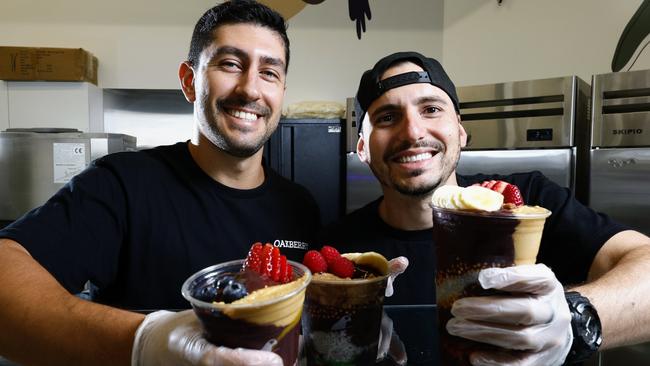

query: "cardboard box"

left=0, top=47, right=98, bottom=85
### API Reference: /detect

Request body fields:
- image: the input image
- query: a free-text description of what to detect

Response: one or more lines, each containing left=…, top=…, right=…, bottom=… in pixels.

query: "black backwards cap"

left=355, top=51, right=459, bottom=133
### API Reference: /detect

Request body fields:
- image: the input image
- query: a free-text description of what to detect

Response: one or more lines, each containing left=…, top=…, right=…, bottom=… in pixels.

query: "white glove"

left=446, top=264, right=573, bottom=366
left=376, top=256, right=409, bottom=365
left=385, top=256, right=409, bottom=297
left=132, top=310, right=283, bottom=366
left=377, top=312, right=407, bottom=365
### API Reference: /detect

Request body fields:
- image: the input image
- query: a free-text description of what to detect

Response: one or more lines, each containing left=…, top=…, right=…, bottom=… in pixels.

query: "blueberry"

left=193, top=285, right=218, bottom=302
left=215, top=275, right=235, bottom=291
left=221, top=280, right=248, bottom=303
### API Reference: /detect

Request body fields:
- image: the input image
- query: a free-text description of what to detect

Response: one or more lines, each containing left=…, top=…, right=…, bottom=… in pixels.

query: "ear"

left=458, top=114, right=468, bottom=148
left=179, top=61, right=196, bottom=103
left=356, top=133, right=369, bottom=163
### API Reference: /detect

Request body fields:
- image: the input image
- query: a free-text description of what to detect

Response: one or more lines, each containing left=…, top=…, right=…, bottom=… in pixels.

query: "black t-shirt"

left=0, top=142, right=320, bottom=310
left=317, top=171, right=630, bottom=305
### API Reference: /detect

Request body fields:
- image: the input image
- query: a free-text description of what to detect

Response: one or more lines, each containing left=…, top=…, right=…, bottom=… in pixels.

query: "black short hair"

left=187, top=0, right=290, bottom=71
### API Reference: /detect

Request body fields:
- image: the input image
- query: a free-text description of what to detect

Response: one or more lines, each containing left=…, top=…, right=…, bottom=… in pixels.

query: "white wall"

left=0, top=0, right=443, bottom=107
left=442, top=0, right=650, bottom=88
left=284, top=0, right=443, bottom=105
left=6, top=1, right=646, bottom=106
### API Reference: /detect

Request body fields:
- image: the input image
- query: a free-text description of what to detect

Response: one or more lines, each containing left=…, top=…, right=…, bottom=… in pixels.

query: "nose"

left=235, top=68, right=261, bottom=101
left=399, top=108, right=425, bottom=142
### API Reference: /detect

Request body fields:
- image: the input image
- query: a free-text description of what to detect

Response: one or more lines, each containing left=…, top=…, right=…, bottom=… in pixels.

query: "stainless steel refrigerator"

left=0, top=128, right=136, bottom=228
left=455, top=76, right=591, bottom=204
left=587, top=66, right=650, bottom=366
left=589, top=69, right=650, bottom=236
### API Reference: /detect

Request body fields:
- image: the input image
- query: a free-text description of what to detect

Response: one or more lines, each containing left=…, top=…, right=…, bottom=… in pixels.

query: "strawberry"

left=303, top=250, right=328, bottom=273
left=283, top=261, right=293, bottom=283
left=502, top=183, right=524, bottom=206
left=260, top=243, right=275, bottom=278
left=477, top=180, right=525, bottom=206
left=320, top=245, right=341, bottom=265
left=329, top=256, right=355, bottom=278
left=491, top=180, right=509, bottom=194
left=270, top=246, right=282, bottom=282
left=243, top=242, right=263, bottom=272
left=243, top=242, right=292, bottom=283
left=278, top=255, right=288, bottom=283
left=481, top=180, right=498, bottom=189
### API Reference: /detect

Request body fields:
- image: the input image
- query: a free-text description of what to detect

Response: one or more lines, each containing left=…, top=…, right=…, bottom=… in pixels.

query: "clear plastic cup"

left=301, top=273, right=389, bottom=365
left=182, top=259, right=311, bottom=366
left=432, top=206, right=551, bottom=365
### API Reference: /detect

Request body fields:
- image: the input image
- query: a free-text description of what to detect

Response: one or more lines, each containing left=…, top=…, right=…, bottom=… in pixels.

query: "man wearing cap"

left=317, top=51, right=650, bottom=365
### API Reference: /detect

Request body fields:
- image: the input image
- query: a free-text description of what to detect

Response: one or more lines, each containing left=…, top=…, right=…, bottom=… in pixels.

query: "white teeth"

left=228, top=109, right=258, bottom=121
left=396, top=152, right=432, bottom=163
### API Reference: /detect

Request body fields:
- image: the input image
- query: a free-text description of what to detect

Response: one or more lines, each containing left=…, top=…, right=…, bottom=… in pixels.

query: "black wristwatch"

left=563, top=291, right=603, bottom=364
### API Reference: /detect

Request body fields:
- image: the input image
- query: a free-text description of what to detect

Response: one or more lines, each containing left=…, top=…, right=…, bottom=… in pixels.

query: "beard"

left=371, top=138, right=462, bottom=197
left=197, top=94, right=277, bottom=157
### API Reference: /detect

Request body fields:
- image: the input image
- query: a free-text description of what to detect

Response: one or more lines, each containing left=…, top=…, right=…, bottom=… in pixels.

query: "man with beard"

left=0, top=1, right=317, bottom=365
left=317, top=51, right=650, bottom=365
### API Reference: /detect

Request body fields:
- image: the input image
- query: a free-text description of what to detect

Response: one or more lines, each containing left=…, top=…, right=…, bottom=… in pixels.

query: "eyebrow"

left=370, top=95, right=450, bottom=120
left=206, top=46, right=286, bottom=71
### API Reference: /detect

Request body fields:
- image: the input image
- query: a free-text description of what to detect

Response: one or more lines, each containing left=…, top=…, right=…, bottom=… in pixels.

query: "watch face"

left=577, top=302, right=603, bottom=348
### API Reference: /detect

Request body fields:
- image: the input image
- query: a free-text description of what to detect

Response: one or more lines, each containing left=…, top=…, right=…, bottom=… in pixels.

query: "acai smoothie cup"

left=301, top=251, right=390, bottom=366
left=431, top=183, right=551, bottom=365
left=182, top=258, right=311, bottom=366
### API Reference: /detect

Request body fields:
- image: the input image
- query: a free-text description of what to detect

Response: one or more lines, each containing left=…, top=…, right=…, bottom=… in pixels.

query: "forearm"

left=0, top=239, right=144, bottom=366
left=573, top=242, right=650, bottom=349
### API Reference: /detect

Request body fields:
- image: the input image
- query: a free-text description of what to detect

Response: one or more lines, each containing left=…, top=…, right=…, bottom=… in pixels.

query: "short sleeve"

left=0, top=162, right=128, bottom=293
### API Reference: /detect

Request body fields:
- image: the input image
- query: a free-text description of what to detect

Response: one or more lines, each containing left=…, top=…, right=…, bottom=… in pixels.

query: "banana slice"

left=341, top=251, right=389, bottom=276
left=459, top=185, right=503, bottom=212
left=431, top=185, right=464, bottom=209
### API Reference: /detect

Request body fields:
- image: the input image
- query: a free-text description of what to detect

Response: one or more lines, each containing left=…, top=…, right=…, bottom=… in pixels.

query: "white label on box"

left=53, top=143, right=86, bottom=183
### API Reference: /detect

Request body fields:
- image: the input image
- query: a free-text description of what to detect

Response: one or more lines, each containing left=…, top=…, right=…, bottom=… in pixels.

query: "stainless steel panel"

left=346, top=153, right=382, bottom=213
left=345, top=97, right=360, bottom=153
left=457, top=149, right=574, bottom=190
left=597, top=113, right=650, bottom=147
left=462, top=116, right=572, bottom=149
left=103, top=89, right=193, bottom=149
left=602, top=95, right=650, bottom=106
left=594, top=68, right=650, bottom=92
left=458, top=77, right=572, bottom=102
left=591, top=69, right=650, bottom=148
left=0, top=131, right=135, bottom=221
left=457, top=76, right=590, bottom=150
left=461, top=101, right=564, bottom=115
left=589, top=148, right=650, bottom=235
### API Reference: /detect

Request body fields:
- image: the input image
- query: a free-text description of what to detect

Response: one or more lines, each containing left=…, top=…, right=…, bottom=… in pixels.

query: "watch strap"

left=563, top=291, right=603, bottom=364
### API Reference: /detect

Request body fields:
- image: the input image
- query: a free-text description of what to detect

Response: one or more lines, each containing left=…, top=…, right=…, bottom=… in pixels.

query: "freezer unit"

left=0, top=128, right=136, bottom=226
left=456, top=76, right=591, bottom=204
left=589, top=148, right=650, bottom=236
left=590, top=69, right=650, bottom=235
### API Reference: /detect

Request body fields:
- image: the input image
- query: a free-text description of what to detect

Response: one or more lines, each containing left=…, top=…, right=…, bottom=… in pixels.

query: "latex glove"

left=376, top=257, right=409, bottom=365
left=385, top=256, right=409, bottom=297
left=132, top=310, right=283, bottom=366
left=446, top=264, right=573, bottom=366
left=377, top=312, right=408, bottom=365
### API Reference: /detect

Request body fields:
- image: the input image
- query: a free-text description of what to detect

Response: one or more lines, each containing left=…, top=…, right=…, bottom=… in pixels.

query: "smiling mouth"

left=395, top=152, right=434, bottom=163
left=226, top=108, right=260, bottom=121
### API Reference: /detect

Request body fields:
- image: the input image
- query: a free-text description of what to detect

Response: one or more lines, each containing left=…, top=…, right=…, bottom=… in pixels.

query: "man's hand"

left=376, top=256, right=409, bottom=365
left=446, top=264, right=573, bottom=366
left=386, top=256, right=409, bottom=297
left=132, top=310, right=283, bottom=366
